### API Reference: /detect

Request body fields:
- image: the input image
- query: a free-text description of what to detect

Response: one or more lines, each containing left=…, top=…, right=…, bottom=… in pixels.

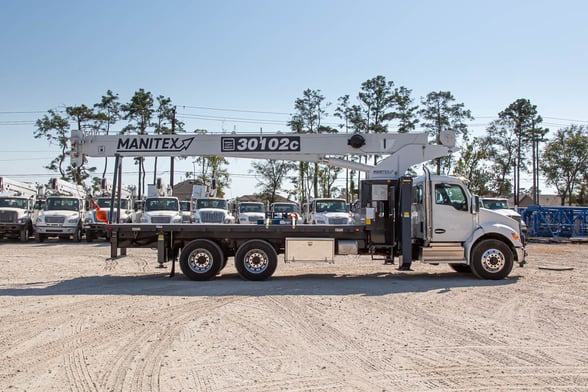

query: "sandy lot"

left=0, top=240, right=587, bottom=391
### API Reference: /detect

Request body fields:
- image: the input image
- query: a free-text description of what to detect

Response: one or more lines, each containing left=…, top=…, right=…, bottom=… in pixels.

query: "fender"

left=464, top=222, right=525, bottom=264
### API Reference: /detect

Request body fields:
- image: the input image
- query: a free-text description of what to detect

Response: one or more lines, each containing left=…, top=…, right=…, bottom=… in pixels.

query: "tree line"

left=34, top=78, right=588, bottom=206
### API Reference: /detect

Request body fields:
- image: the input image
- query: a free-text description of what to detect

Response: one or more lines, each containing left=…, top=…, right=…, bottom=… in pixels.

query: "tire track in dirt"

left=100, top=296, right=239, bottom=392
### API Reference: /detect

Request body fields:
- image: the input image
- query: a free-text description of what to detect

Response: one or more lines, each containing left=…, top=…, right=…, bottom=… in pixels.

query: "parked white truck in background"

left=304, top=198, right=354, bottom=224
left=192, top=197, right=235, bottom=224
left=84, top=180, right=135, bottom=242
left=0, top=177, right=39, bottom=242
left=269, top=201, right=303, bottom=225
left=480, top=197, right=528, bottom=244
left=35, top=178, right=86, bottom=242
left=235, top=201, right=266, bottom=224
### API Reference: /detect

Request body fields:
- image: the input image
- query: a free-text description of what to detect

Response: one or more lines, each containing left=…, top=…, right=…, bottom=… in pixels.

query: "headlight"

left=36, top=215, right=44, bottom=223
left=67, top=216, right=79, bottom=224
left=171, top=216, right=182, bottom=223
left=17, top=217, right=28, bottom=224
left=140, top=216, right=149, bottom=223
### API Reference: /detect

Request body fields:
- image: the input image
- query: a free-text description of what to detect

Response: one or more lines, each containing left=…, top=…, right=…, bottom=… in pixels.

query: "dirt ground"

left=0, top=240, right=587, bottom=392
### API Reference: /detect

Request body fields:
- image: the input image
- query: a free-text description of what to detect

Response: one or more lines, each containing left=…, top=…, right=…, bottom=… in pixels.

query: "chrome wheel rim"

left=244, top=249, right=269, bottom=274
left=481, top=248, right=505, bottom=273
left=188, top=248, right=214, bottom=273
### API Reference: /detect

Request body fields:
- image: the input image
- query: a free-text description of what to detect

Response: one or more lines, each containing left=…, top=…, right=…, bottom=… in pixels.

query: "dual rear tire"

left=179, top=239, right=277, bottom=281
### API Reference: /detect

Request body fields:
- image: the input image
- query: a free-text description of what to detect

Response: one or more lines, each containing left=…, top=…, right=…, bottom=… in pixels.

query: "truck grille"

left=0, top=210, right=17, bottom=223
left=200, top=211, right=226, bottom=223
left=46, top=216, right=66, bottom=224
left=328, top=217, right=349, bottom=224
left=151, top=216, right=172, bottom=224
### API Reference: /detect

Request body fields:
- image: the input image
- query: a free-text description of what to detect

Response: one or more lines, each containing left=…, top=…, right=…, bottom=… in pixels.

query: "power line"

left=179, top=105, right=291, bottom=116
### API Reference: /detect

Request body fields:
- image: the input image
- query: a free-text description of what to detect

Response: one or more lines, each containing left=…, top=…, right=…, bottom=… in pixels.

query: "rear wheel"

left=234, top=240, right=277, bottom=281
left=470, top=239, right=513, bottom=280
left=179, top=239, right=224, bottom=281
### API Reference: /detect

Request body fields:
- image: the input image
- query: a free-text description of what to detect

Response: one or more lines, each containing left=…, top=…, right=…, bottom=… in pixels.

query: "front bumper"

left=35, top=225, right=78, bottom=234
left=0, top=223, right=27, bottom=234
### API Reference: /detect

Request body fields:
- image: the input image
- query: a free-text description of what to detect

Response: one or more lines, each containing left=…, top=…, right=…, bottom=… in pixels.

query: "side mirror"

left=471, top=195, right=480, bottom=214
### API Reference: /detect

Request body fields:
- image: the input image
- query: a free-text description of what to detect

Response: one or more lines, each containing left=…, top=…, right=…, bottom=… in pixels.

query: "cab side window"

left=435, top=184, right=468, bottom=211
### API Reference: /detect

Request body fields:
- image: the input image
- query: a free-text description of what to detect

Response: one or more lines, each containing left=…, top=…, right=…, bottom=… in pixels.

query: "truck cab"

left=0, top=177, right=39, bottom=242
left=140, top=197, right=183, bottom=224
left=84, top=196, right=133, bottom=241
left=0, top=195, right=35, bottom=241
left=236, top=201, right=265, bottom=224
left=304, top=198, right=353, bottom=225
left=269, top=202, right=303, bottom=225
left=35, top=195, right=86, bottom=242
left=192, top=198, right=235, bottom=224
left=410, top=174, right=526, bottom=278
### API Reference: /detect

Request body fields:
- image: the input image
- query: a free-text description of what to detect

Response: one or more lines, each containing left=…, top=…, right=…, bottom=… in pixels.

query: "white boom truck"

left=34, top=178, right=86, bottom=242
left=72, top=129, right=526, bottom=281
left=0, top=177, right=38, bottom=242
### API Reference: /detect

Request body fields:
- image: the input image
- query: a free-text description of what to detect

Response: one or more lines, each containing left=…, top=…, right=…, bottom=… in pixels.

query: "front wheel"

left=20, top=226, right=30, bottom=242
left=179, top=239, right=224, bottom=281
left=470, top=239, right=513, bottom=280
left=72, top=226, right=83, bottom=242
left=234, top=240, right=277, bottom=281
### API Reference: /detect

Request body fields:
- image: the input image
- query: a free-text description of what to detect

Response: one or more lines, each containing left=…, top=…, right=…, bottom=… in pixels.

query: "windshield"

left=272, top=203, right=299, bottom=213
left=96, top=198, right=129, bottom=209
left=180, top=201, right=191, bottom=212
left=239, top=203, right=265, bottom=213
left=145, top=198, right=179, bottom=211
left=196, top=199, right=227, bottom=210
left=482, top=199, right=510, bottom=209
left=315, top=200, right=347, bottom=213
left=0, top=197, right=28, bottom=209
left=46, top=197, right=80, bottom=211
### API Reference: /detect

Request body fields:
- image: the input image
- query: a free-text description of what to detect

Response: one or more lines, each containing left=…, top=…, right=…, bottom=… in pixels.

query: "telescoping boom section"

left=71, top=129, right=526, bottom=281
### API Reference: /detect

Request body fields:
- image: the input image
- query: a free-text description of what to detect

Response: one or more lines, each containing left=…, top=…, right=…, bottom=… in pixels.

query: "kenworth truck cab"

left=35, top=178, right=86, bottom=242
left=410, top=172, right=526, bottom=278
left=0, top=177, right=38, bottom=242
left=71, top=129, right=525, bottom=281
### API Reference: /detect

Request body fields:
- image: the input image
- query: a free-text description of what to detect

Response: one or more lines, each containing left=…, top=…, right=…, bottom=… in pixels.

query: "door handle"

left=434, top=228, right=446, bottom=234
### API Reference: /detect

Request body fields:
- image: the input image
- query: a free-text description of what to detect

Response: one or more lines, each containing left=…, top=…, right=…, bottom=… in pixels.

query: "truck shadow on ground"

left=0, top=270, right=521, bottom=297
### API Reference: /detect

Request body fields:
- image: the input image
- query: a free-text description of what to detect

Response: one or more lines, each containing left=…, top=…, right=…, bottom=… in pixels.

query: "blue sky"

left=1, top=0, right=587, bottom=197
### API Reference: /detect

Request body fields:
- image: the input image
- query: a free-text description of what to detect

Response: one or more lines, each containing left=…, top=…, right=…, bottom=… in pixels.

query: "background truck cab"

left=192, top=198, right=235, bottom=224
left=304, top=198, right=353, bottom=224
left=269, top=202, right=303, bottom=225
left=235, top=201, right=265, bottom=224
